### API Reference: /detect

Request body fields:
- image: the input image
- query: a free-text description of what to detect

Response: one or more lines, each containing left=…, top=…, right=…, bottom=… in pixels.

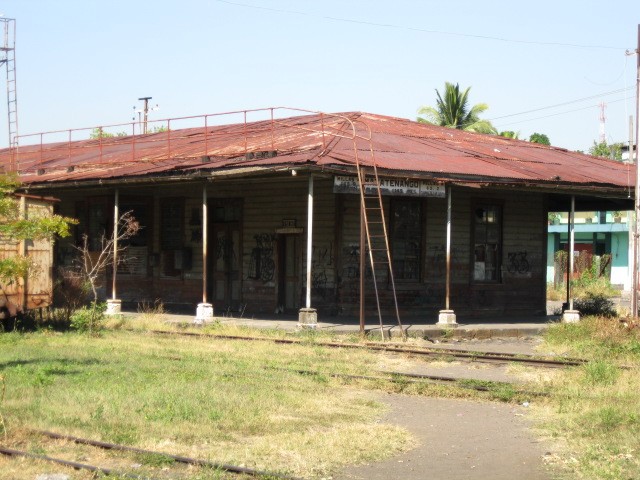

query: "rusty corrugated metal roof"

left=0, top=110, right=632, bottom=195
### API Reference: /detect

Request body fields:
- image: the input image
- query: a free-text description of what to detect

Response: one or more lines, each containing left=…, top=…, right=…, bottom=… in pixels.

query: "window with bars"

left=390, top=199, right=422, bottom=281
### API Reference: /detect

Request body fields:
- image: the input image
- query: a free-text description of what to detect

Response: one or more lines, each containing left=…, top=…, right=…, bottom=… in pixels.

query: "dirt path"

left=337, top=393, right=552, bottom=480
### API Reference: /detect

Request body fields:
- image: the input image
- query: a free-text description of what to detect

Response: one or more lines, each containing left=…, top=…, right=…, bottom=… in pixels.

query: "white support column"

left=563, top=195, right=580, bottom=322
left=438, top=185, right=457, bottom=326
left=299, top=174, right=317, bottom=328
left=106, top=188, right=121, bottom=315
left=195, top=184, right=214, bottom=324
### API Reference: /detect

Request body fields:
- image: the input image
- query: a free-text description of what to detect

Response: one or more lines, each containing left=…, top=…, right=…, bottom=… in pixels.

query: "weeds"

left=135, top=452, right=175, bottom=468
left=534, top=314, right=640, bottom=479
left=70, top=301, right=106, bottom=334
left=137, top=299, right=165, bottom=322
left=0, top=374, right=6, bottom=440
left=582, top=361, right=620, bottom=386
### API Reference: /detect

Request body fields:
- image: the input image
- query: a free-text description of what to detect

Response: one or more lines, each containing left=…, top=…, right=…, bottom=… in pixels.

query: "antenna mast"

left=598, top=101, right=607, bottom=144
left=0, top=18, right=18, bottom=148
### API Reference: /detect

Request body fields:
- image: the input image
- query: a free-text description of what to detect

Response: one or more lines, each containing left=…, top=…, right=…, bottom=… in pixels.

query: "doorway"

left=209, top=200, right=242, bottom=313
left=277, top=234, right=300, bottom=312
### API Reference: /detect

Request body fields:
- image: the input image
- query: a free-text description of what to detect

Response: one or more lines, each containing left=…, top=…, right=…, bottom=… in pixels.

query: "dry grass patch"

left=0, top=330, right=416, bottom=479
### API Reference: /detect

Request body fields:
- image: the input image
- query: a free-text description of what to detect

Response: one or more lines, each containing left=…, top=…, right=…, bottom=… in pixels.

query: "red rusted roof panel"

left=0, top=111, right=631, bottom=192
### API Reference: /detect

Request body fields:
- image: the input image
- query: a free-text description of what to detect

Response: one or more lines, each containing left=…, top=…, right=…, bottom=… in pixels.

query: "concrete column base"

left=562, top=309, right=580, bottom=323
left=194, top=303, right=214, bottom=324
left=105, top=299, right=122, bottom=316
left=298, top=307, right=318, bottom=329
left=437, top=309, right=458, bottom=326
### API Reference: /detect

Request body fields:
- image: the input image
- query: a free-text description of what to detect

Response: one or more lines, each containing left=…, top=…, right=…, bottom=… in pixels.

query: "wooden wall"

left=335, top=186, right=547, bottom=319
left=0, top=197, right=54, bottom=315
left=48, top=177, right=547, bottom=319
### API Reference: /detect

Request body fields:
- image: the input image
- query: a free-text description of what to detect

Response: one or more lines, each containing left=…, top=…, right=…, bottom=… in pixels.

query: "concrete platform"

left=131, top=310, right=554, bottom=340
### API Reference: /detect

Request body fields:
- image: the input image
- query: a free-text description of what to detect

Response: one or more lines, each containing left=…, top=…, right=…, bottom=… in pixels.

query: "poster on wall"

left=333, top=175, right=445, bottom=198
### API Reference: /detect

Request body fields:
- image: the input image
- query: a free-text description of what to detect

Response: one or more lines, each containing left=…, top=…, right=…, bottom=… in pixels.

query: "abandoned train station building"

left=0, top=108, right=633, bottom=325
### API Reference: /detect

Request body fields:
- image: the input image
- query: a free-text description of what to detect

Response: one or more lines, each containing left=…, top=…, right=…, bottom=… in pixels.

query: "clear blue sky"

left=1, top=0, right=638, bottom=152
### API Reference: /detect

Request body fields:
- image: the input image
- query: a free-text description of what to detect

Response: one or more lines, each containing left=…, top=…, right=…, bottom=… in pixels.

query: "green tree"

left=499, top=130, right=521, bottom=140
left=90, top=127, right=128, bottom=139
left=417, top=82, right=497, bottom=134
left=90, top=125, right=167, bottom=139
left=529, top=133, right=551, bottom=145
left=588, top=141, right=623, bottom=160
left=0, top=174, right=75, bottom=288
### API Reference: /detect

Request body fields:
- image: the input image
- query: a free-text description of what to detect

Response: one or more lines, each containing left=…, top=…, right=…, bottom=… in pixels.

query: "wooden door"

left=278, top=234, right=299, bottom=312
left=212, top=223, right=242, bottom=312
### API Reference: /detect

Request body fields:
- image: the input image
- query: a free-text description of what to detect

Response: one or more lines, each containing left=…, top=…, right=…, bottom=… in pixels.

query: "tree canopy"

left=499, top=130, right=520, bottom=140
left=588, top=141, right=623, bottom=161
left=417, top=82, right=497, bottom=134
left=529, top=133, right=551, bottom=145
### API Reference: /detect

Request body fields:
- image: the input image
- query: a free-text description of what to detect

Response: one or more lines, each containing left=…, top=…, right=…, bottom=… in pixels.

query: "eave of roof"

left=0, top=110, right=632, bottom=198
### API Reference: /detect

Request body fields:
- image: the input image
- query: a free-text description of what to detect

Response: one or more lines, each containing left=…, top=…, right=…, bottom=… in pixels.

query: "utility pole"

left=138, top=96, right=152, bottom=134
left=628, top=24, right=640, bottom=319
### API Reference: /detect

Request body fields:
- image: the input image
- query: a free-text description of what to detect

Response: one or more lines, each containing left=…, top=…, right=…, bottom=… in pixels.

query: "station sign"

left=333, top=175, right=445, bottom=198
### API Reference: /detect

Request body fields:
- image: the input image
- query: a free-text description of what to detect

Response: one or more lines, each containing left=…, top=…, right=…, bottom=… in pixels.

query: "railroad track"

left=149, top=329, right=586, bottom=369
left=277, top=367, right=549, bottom=398
left=0, top=430, right=301, bottom=480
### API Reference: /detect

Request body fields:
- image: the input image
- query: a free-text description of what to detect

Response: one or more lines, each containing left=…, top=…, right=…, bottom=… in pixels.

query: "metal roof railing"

left=4, top=107, right=372, bottom=174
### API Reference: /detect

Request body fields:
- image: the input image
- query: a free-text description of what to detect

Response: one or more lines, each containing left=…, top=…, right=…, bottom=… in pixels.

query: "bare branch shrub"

left=74, top=211, right=140, bottom=303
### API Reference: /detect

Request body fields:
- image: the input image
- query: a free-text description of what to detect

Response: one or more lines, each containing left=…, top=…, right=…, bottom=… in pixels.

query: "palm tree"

left=417, top=82, right=497, bottom=134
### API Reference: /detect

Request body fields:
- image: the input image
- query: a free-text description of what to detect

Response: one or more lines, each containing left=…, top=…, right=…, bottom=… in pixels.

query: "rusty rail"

left=0, top=445, right=148, bottom=479
left=37, top=430, right=301, bottom=479
left=147, top=329, right=588, bottom=368
left=277, top=367, right=549, bottom=397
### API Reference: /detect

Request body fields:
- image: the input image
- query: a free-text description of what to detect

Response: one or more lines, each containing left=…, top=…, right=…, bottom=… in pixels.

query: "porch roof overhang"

left=0, top=109, right=633, bottom=204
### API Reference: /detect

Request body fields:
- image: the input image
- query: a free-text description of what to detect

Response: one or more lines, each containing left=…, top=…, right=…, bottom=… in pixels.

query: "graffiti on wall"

left=342, top=244, right=360, bottom=280
left=506, top=251, right=530, bottom=274
left=311, top=243, right=333, bottom=298
left=426, top=245, right=465, bottom=277
left=247, top=233, right=276, bottom=282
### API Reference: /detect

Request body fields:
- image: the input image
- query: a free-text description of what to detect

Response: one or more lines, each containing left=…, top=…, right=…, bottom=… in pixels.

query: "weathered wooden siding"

left=0, top=197, right=54, bottom=315
left=49, top=177, right=333, bottom=313
left=336, top=186, right=546, bottom=319
left=47, top=179, right=547, bottom=319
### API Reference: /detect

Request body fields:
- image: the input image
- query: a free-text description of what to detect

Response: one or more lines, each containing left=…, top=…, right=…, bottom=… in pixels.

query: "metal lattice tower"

left=598, top=102, right=607, bottom=144
left=0, top=18, right=18, bottom=148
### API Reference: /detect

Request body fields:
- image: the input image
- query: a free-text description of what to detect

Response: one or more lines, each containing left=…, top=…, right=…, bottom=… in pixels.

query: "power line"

left=494, top=97, right=630, bottom=128
left=488, top=86, right=635, bottom=121
left=214, top=0, right=628, bottom=51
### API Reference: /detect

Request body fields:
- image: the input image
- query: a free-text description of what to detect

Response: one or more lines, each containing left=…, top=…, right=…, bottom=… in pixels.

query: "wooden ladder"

left=355, top=155, right=405, bottom=341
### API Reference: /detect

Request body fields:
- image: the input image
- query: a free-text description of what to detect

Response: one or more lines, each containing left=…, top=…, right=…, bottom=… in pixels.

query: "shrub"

left=574, top=294, right=616, bottom=317
left=70, top=302, right=106, bottom=334
left=53, top=266, right=91, bottom=322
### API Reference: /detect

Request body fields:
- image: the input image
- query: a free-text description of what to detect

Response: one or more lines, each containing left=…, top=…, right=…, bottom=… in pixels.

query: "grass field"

left=0, top=327, right=415, bottom=479
left=8, top=312, right=636, bottom=479
left=535, top=317, right=640, bottom=480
